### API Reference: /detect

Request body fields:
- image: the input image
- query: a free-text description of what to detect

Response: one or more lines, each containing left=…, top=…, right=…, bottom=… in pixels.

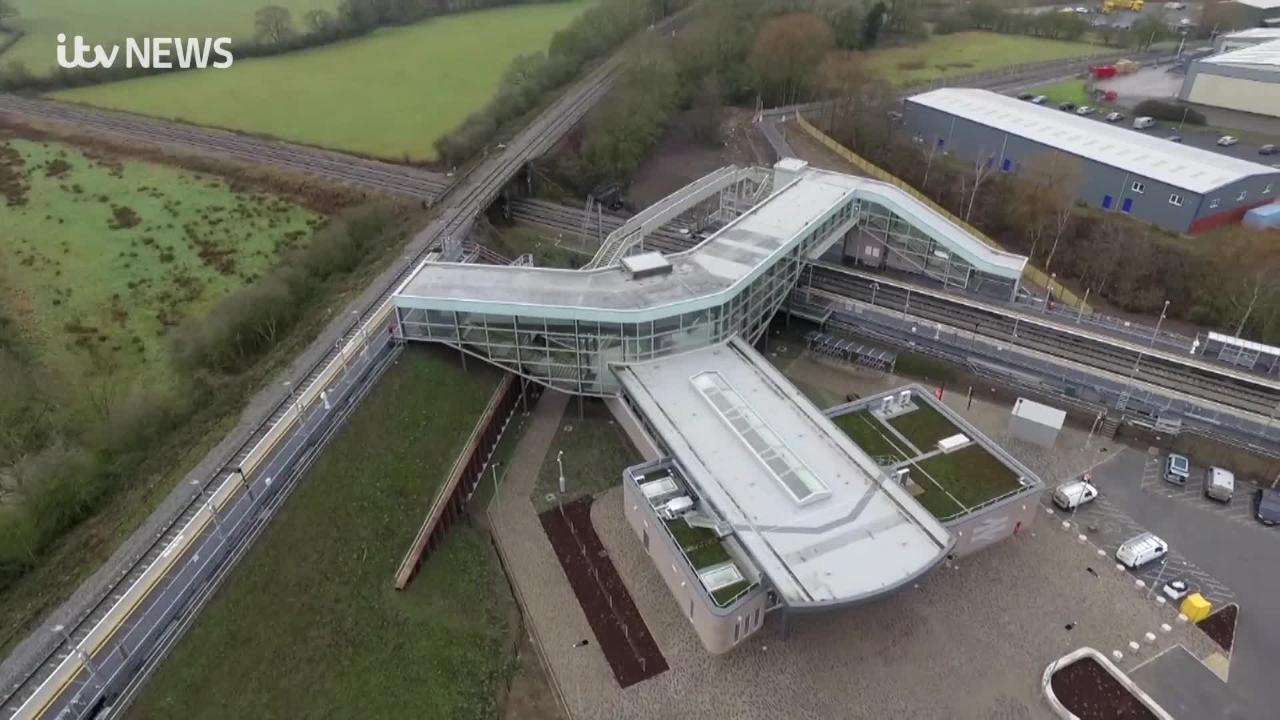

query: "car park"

left=1058, top=101, right=1076, bottom=112
left=1203, top=466, right=1235, bottom=503
left=1052, top=478, right=1098, bottom=511
left=1104, top=111, right=1125, bottom=122
left=1116, top=532, right=1168, bottom=569
left=1254, top=488, right=1280, bottom=526
left=1075, top=105, right=1094, bottom=115
left=1217, top=135, right=1238, bottom=147
left=1259, top=144, right=1278, bottom=156
left=1031, top=95, right=1048, bottom=105
left=1164, top=453, right=1190, bottom=485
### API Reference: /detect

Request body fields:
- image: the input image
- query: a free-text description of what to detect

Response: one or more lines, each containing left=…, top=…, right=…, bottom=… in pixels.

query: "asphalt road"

left=1080, top=448, right=1278, bottom=718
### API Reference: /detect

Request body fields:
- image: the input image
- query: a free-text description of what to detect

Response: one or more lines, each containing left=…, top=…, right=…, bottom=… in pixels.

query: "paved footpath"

left=488, top=390, right=628, bottom=720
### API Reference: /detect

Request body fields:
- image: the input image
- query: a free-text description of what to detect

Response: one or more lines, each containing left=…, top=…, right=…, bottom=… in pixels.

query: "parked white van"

left=1204, top=466, right=1235, bottom=503
left=1116, top=532, right=1168, bottom=569
left=1053, top=479, right=1098, bottom=510
left=1133, top=116, right=1156, bottom=129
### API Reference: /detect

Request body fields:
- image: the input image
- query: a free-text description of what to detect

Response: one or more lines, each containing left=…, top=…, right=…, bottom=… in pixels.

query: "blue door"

left=1102, top=195, right=1113, bottom=209
left=1121, top=197, right=1134, bottom=213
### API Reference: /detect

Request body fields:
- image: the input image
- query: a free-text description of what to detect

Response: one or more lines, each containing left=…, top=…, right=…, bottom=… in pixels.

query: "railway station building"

left=392, top=160, right=1026, bottom=395
left=902, top=88, right=1280, bottom=234
left=392, top=160, right=1042, bottom=653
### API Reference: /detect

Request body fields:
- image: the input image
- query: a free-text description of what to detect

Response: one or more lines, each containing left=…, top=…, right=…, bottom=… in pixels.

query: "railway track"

left=805, top=264, right=1280, bottom=419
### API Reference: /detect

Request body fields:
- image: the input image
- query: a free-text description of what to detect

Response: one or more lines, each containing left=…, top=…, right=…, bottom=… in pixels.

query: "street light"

left=283, top=381, right=301, bottom=418
left=52, top=625, right=101, bottom=688
left=191, top=480, right=225, bottom=539
left=557, top=451, right=566, bottom=495
left=870, top=282, right=879, bottom=308
left=232, top=466, right=253, bottom=502
left=491, top=461, right=502, bottom=500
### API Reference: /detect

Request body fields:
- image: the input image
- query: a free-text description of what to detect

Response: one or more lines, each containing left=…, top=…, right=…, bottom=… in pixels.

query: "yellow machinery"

left=1102, top=0, right=1145, bottom=12
left=1181, top=593, right=1212, bottom=623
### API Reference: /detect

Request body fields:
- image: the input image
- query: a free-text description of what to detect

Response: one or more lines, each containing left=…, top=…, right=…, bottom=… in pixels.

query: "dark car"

left=1167, top=135, right=1183, bottom=143
left=1254, top=488, right=1280, bottom=526
left=1059, top=101, right=1076, bottom=111
left=1017, top=92, right=1034, bottom=101
left=1260, top=144, right=1279, bottom=156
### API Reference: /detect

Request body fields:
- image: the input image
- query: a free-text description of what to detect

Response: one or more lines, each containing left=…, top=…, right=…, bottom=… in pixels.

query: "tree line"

left=935, top=0, right=1175, bottom=49
left=0, top=0, right=560, bottom=92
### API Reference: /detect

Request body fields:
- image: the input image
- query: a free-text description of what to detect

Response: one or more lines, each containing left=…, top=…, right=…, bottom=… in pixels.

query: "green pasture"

left=52, top=1, right=594, bottom=161
left=867, top=32, right=1102, bottom=85
left=0, top=136, right=319, bottom=401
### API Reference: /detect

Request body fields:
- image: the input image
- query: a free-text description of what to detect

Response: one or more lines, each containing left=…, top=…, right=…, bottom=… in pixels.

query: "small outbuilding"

left=1008, top=397, right=1067, bottom=449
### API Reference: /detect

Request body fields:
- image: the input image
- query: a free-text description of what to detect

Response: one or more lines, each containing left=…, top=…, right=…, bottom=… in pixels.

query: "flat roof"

left=1204, top=38, right=1280, bottom=68
left=1233, top=0, right=1280, bottom=9
left=616, top=338, right=953, bottom=608
left=1223, top=27, right=1280, bottom=41
left=906, top=88, right=1278, bottom=194
left=394, top=166, right=1026, bottom=323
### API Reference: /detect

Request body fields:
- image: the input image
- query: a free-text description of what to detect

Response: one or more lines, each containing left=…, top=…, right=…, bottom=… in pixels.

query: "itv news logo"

left=56, top=34, right=234, bottom=71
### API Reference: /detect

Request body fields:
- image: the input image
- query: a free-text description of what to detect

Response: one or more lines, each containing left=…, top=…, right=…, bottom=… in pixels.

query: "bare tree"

left=303, top=9, right=335, bottom=35
left=1011, top=151, right=1081, bottom=272
left=255, top=5, right=295, bottom=45
left=964, top=151, right=996, bottom=222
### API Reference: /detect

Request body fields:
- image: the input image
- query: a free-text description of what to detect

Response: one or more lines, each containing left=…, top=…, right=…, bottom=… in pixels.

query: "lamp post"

left=1077, top=287, right=1090, bottom=324
left=1123, top=300, right=1168, bottom=410
left=232, top=466, right=253, bottom=502
left=557, top=451, right=566, bottom=495
left=191, top=480, right=225, bottom=539
left=283, top=381, right=300, bottom=419
left=491, top=461, right=502, bottom=500
left=53, top=625, right=101, bottom=688
left=870, top=282, right=879, bottom=308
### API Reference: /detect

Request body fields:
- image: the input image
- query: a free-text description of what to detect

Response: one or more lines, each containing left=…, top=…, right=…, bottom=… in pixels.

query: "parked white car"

left=1116, top=532, right=1168, bottom=569
left=1075, top=105, right=1094, bottom=115
left=1217, top=135, right=1239, bottom=146
left=1104, top=111, right=1125, bottom=123
left=1031, top=95, right=1048, bottom=105
left=1053, top=479, right=1098, bottom=511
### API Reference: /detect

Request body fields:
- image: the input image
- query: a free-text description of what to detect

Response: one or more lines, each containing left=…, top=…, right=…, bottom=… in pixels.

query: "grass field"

left=532, top=399, right=639, bottom=511
left=1027, top=78, right=1093, bottom=107
left=52, top=2, right=594, bottom=161
left=866, top=32, right=1101, bottom=85
left=833, top=411, right=909, bottom=462
left=887, top=403, right=960, bottom=452
left=2, top=0, right=331, bottom=74
left=130, top=348, right=514, bottom=720
left=0, top=136, right=319, bottom=400
left=911, top=445, right=1023, bottom=520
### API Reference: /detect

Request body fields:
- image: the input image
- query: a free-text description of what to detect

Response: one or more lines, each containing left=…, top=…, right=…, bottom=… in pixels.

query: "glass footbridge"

left=392, top=159, right=1027, bottom=395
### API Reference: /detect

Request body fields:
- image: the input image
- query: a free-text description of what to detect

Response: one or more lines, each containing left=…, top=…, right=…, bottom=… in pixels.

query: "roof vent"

left=621, top=252, right=672, bottom=280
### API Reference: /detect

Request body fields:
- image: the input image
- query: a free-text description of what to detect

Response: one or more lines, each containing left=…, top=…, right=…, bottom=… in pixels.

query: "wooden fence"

left=394, top=372, right=533, bottom=589
left=792, top=113, right=1090, bottom=312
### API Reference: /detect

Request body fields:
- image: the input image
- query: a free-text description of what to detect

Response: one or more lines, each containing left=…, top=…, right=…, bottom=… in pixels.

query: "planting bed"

left=1049, top=656, right=1157, bottom=720
left=1197, top=603, right=1237, bottom=652
left=539, top=496, right=668, bottom=688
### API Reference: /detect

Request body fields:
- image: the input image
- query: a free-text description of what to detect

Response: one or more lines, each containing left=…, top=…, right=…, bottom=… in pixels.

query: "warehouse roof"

left=1204, top=38, right=1280, bottom=68
left=906, top=88, right=1278, bottom=194
left=616, top=338, right=953, bottom=608
left=1222, top=28, right=1280, bottom=41
left=1232, top=0, right=1280, bottom=9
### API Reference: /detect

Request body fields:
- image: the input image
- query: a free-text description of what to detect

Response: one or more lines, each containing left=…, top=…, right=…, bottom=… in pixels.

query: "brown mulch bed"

left=1050, top=656, right=1157, bottom=720
left=1197, top=603, right=1238, bottom=652
left=538, top=496, right=668, bottom=688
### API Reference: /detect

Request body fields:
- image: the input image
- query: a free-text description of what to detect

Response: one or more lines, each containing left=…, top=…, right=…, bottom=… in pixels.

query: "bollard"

left=1144, top=632, right=1156, bottom=643
left=1135, top=579, right=1145, bottom=590
left=1097, top=549, right=1106, bottom=557
left=1112, top=650, right=1124, bottom=662
left=1176, top=613, right=1188, bottom=624
left=1156, top=596, right=1166, bottom=606
left=1061, top=520, right=1071, bottom=530
left=1077, top=533, right=1087, bottom=543
left=1115, top=563, right=1126, bottom=572
left=1160, top=623, right=1172, bottom=633
left=1128, top=641, right=1141, bottom=652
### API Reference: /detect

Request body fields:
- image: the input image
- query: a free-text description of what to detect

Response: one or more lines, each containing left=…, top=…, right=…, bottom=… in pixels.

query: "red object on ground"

left=1090, top=65, right=1117, bottom=79
left=1103, top=90, right=1118, bottom=102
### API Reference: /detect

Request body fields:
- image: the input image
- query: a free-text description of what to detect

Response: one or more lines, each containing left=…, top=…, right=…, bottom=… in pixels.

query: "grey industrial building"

left=903, top=88, right=1280, bottom=234
left=1180, top=38, right=1280, bottom=119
